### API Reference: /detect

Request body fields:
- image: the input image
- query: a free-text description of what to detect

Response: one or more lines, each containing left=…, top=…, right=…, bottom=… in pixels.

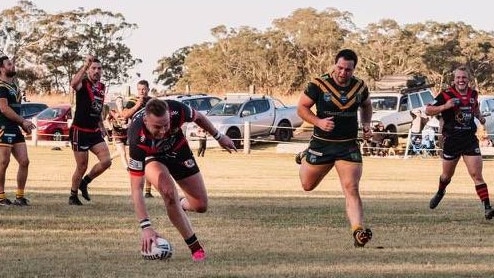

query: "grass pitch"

left=1, top=145, right=494, bottom=277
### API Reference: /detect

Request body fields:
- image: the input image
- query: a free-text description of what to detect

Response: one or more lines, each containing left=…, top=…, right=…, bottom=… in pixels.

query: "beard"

left=6, top=71, right=16, bottom=78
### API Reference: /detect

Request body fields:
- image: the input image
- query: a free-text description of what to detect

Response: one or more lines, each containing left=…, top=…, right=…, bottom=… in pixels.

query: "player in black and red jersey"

left=121, top=80, right=153, bottom=198
left=426, top=66, right=494, bottom=220
left=68, top=55, right=111, bottom=205
left=127, top=98, right=235, bottom=262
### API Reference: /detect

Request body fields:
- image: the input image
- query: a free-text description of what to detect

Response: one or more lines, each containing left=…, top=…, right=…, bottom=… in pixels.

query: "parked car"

left=478, top=94, right=494, bottom=141
left=20, top=102, right=48, bottom=119
left=158, top=93, right=221, bottom=137
left=35, top=104, right=72, bottom=141
left=197, top=93, right=303, bottom=148
left=158, top=93, right=221, bottom=114
left=367, top=84, right=435, bottom=146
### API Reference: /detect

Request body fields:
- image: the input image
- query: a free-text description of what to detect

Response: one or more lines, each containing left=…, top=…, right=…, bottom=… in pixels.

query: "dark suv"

left=21, top=102, right=49, bottom=119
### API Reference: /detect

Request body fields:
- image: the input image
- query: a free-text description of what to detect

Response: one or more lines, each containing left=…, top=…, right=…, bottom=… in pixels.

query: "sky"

left=1, top=0, right=494, bottom=92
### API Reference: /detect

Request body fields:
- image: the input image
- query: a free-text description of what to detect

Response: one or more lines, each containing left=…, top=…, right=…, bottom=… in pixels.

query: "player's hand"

left=84, top=55, right=95, bottom=68
left=141, top=227, right=159, bottom=254
left=444, top=98, right=458, bottom=110
left=217, top=134, right=237, bottom=153
left=21, top=120, right=36, bottom=134
left=316, top=117, right=334, bottom=132
left=478, top=117, right=486, bottom=125
left=362, top=126, right=372, bottom=140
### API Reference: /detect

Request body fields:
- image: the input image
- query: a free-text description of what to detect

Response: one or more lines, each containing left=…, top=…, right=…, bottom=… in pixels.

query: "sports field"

left=1, top=144, right=494, bottom=278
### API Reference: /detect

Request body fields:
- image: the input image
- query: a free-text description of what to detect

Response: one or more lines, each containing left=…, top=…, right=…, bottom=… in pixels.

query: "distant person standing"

left=121, top=80, right=154, bottom=198
left=107, top=96, right=129, bottom=169
left=68, top=55, right=112, bottom=205
left=295, top=49, right=374, bottom=247
left=426, top=66, right=494, bottom=220
left=0, top=55, right=36, bottom=206
left=196, top=128, right=207, bottom=157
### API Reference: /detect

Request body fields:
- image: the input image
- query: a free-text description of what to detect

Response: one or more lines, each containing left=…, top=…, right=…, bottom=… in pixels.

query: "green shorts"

left=305, top=137, right=362, bottom=165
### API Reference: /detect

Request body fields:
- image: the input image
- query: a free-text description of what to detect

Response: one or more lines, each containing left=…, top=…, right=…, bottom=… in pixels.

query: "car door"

left=240, top=99, right=272, bottom=136
left=480, top=97, right=494, bottom=140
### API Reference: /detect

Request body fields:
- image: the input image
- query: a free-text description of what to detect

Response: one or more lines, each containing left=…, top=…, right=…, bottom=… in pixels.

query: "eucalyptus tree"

left=154, top=46, right=191, bottom=90
left=272, top=7, right=356, bottom=80
left=1, top=1, right=140, bottom=94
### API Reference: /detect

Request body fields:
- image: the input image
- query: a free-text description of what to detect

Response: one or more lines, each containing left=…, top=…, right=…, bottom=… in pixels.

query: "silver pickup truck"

left=189, top=93, right=303, bottom=148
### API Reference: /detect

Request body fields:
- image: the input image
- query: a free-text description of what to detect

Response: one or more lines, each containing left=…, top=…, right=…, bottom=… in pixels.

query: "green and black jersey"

left=305, top=73, right=369, bottom=140
left=0, top=80, right=21, bottom=129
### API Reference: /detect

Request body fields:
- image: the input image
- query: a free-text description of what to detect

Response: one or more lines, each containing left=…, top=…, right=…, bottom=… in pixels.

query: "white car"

left=478, top=95, right=494, bottom=141
left=368, top=86, right=435, bottom=146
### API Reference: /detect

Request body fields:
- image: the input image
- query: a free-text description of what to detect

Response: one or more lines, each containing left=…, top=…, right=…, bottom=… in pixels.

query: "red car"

left=35, top=104, right=72, bottom=141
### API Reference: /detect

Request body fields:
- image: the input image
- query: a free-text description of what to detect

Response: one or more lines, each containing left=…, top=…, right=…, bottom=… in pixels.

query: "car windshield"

left=207, top=103, right=242, bottom=116
left=370, top=96, right=398, bottom=111
left=37, top=108, right=63, bottom=119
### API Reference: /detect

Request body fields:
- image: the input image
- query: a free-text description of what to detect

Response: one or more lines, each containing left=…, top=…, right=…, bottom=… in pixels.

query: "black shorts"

left=442, top=135, right=481, bottom=160
left=146, top=143, right=200, bottom=180
left=0, top=126, right=25, bottom=147
left=69, top=127, right=105, bottom=152
left=305, top=137, right=362, bottom=165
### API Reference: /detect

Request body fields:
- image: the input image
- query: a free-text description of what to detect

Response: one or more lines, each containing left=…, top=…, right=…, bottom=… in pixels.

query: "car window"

left=399, top=96, right=408, bottom=111
left=21, top=103, right=48, bottom=118
left=408, top=93, right=423, bottom=109
left=419, top=90, right=435, bottom=105
left=371, top=96, right=398, bottom=111
left=254, top=99, right=270, bottom=113
left=481, top=98, right=494, bottom=112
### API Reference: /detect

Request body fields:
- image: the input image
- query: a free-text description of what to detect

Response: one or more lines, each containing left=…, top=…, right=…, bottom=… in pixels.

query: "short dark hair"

left=145, top=98, right=168, bottom=117
left=138, top=80, right=149, bottom=88
left=335, top=49, right=358, bottom=67
left=0, top=56, right=9, bottom=68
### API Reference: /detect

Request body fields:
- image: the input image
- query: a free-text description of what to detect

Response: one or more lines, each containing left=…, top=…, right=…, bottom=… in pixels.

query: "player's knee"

left=18, top=158, right=29, bottom=168
left=193, top=200, right=208, bottom=213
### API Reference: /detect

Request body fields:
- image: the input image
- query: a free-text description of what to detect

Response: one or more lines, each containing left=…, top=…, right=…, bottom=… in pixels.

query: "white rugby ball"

left=141, top=237, right=173, bottom=260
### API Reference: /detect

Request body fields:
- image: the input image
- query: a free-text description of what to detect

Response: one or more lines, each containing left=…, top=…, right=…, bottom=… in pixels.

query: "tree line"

left=2, top=1, right=494, bottom=96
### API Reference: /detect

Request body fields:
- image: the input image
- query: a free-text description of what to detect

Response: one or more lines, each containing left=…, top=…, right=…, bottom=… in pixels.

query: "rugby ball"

left=141, top=237, right=173, bottom=260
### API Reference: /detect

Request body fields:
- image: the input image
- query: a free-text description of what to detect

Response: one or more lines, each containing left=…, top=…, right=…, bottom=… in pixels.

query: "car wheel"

left=226, top=128, right=242, bottom=149
left=274, top=121, right=292, bottom=142
left=53, top=130, right=63, bottom=141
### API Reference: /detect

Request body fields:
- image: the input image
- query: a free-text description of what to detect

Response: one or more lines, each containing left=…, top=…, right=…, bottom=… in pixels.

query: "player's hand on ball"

left=141, top=227, right=159, bottom=254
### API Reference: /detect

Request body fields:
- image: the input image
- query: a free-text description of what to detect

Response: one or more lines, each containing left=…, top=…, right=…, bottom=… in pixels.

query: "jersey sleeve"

left=127, top=120, right=146, bottom=177
left=304, top=81, right=321, bottom=102
left=431, top=91, right=446, bottom=107
left=0, top=85, right=10, bottom=99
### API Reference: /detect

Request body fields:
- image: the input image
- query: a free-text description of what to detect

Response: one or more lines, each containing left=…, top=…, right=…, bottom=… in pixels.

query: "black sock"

left=83, top=175, right=93, bottom=184
left=438, top=177, right=451, bottom=192
left=185, top=234, right=202, bottom=253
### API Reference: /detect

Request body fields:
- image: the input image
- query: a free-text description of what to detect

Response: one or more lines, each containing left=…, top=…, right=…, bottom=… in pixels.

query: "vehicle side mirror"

left=241, top=110, right=251, bottom=117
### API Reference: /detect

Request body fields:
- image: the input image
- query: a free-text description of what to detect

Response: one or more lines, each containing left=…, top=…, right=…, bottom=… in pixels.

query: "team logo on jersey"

left=183, top=159, right=196, bottom=168
left=323, top=93, right=331, bottom=102
left=340, top=91, right=348, bottom=104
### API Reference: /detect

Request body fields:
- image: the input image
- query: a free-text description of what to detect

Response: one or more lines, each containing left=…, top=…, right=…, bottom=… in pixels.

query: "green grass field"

left=1, top=145, right=494, bottom=277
